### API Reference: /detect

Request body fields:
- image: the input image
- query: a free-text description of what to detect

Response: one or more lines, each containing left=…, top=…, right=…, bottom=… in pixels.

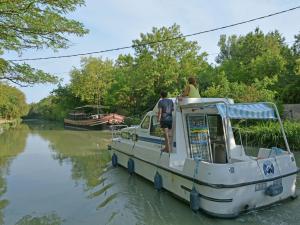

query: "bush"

left=123, top=116, right=141, bottom=126
left=238, top=121, right=300, bottom=151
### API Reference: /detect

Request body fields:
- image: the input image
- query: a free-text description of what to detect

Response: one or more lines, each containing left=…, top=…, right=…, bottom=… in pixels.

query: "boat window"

left=141, top=115, right=150, bottom=130
left=150, top=115, right=163, bottom=137
left=186, top=115, right=212, bottom=162
left=207, top=115, right=227, bottom=163
left=121, top=131, right=131, bottom=139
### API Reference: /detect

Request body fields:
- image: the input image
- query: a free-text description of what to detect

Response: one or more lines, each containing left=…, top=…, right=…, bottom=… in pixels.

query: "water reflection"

left=0, top=124, right=29, bottom=168
left=0, top=124, right=29, bottom=225
left=15, top=213, right=63, bottom=225
left=36, top=129, right=111, bottom=190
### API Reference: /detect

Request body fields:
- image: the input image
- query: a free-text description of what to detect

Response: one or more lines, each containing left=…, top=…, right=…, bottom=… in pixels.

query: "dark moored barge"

left=64, top=105, right=125, bottom=130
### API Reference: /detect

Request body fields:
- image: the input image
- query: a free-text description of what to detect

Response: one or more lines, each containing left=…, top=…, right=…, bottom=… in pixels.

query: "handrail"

left=110, top=125, right=128, bottom=139
left=266, top=102, right=291, bottom=153
left=178, top=99, right=233, bottom=109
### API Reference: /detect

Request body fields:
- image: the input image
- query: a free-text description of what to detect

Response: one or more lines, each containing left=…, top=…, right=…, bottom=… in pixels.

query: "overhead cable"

left=8, top=6, right=300, bottom=62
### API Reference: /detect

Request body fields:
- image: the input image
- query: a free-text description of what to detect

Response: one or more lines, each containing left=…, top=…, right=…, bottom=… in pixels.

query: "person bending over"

left=157, top=91, right=174, bottom=153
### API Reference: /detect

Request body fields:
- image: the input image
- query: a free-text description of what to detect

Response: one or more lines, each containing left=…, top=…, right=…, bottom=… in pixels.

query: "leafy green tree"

left=32, top=26, right=300, bottom=120
left=27, top=85, right=85, bottom=121
left=0, top=83, right=28, bottom=119
left=216, top=28, right=287, bottom=84
left=292, top=32, right=300, bottom=56
left=215, top=28, right=300, bottom=103
left=280, top=32, right=300, bottom=103
left=0, top=0, right=88, bottom=86
left=70, top=57, right=114, bottom=106
left=202, top=73, right=277, bottom=102
left=111, top=24, right=210, bottom=115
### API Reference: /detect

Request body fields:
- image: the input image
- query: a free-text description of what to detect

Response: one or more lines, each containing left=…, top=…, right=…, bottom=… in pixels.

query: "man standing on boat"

left=157, top=91, right=174, bottom=153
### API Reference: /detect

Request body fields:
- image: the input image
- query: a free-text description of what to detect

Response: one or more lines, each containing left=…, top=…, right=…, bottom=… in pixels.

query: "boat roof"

left=74, top=105, right=109, bottom=109
left=153, top=97, right=234, bottom=112
left=153, top=97, right=277, bottom=120
left=178, top=98, right=234, bottom=108
left=153, top=98, right=234, bottom=111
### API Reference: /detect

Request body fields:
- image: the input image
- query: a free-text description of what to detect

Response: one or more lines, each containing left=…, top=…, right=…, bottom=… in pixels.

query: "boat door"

left=186, top=114, right=212, bottom=162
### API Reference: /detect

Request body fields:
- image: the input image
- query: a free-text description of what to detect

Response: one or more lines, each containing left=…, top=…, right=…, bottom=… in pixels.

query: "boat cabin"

left=122, top=97, right=290, bottom=167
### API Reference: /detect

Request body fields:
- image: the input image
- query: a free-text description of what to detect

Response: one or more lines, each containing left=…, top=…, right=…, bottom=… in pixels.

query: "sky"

left=3, top=0, right=300, bottom=103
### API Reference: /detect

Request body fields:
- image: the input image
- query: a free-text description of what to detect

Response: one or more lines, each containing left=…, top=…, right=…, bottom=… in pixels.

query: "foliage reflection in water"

left=0, top=122, right=299, bottom=225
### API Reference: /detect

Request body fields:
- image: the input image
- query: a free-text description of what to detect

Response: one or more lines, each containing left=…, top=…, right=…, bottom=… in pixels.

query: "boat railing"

left=110, top=125, right=128, bottom=139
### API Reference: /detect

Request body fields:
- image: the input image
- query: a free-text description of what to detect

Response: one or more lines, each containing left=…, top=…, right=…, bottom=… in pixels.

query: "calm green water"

left=0, top=122, right=299, bottom=225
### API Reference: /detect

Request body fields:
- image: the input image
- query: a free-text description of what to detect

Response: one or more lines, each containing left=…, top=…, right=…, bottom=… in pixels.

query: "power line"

left=8, top=5, right=300, bottom=62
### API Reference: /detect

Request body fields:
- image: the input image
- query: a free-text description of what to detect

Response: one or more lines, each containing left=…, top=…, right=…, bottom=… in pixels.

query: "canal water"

left=0, top=122, right=299, bottom=225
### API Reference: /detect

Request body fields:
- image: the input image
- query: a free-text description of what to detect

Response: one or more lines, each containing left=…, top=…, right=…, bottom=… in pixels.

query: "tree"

left=278, top=32, right=300, bottom=103
left=70, top=57, right=114, bottom=106
left=292, top=32, right=300, bottom=56
left=0, top=0, right=88, bottom=86
left=0, top=83, right=28, bottom=119
left=111, top=24, right=210, bottom=115
left=27, top=84, right=85, bottom=121
left=216, top=28, right=287, bottom=84
left=202, top=73, right=277, bottom=102
left=215, top=28, right=300, bottom=103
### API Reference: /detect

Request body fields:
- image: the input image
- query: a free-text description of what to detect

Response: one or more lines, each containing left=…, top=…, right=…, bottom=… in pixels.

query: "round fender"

left=154, top=171, right=163, bottom=191
left=127, top=158, right=135, bottom=175
left=112, top=153, right=118, bottom=167
left=190, top=187, right=200, bottom=212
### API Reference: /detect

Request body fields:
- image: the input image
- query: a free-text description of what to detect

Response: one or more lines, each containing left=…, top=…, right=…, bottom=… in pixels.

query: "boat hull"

left=109, top=145, right=298, bottom=218
left=64, top=113, right=125, bottom=130
left=64, top=120, right=108, bottom=130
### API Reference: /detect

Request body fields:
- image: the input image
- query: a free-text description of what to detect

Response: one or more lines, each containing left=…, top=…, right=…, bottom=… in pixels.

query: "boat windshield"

left=232, top=119, right=288, bottom=158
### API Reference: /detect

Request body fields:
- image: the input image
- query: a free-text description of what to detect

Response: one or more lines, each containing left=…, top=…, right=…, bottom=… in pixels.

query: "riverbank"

left=0, top=119, right=21, bottom=133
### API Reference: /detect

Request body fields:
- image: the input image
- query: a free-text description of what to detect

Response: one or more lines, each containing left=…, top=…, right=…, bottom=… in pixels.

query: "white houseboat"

left=108, top=98, right=299, bottom=218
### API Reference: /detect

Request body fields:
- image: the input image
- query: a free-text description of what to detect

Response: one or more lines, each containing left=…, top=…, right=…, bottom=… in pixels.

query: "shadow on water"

left=0, top=121, right=299, bottom=225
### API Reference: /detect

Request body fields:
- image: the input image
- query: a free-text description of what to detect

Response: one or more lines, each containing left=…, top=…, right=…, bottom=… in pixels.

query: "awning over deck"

left=217, top=103, right=276, bottom=119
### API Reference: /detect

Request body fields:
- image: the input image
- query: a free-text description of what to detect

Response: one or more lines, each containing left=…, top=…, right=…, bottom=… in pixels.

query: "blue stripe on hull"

left=138, top=135, right=176, bottom=147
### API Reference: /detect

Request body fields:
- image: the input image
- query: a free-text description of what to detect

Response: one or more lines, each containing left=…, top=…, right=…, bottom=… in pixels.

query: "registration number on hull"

left=255, top=178, right=282, bottom=192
